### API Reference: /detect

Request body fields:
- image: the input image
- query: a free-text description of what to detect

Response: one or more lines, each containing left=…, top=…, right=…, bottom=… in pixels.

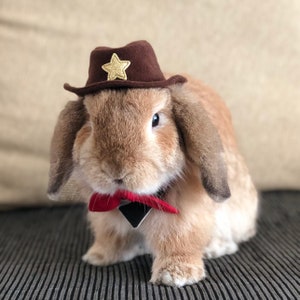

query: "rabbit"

left=48, top=74, right=258, bottom=287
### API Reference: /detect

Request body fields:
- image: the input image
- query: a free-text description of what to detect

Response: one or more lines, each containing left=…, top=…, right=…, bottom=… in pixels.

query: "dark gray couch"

left=0, top=191, right=299, bottom=300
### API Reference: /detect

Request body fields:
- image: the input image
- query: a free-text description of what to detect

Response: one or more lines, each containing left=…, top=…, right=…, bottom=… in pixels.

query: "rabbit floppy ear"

left=47, top=98, right=86, bottom=200
left=171, top=86, right=231, bottom=202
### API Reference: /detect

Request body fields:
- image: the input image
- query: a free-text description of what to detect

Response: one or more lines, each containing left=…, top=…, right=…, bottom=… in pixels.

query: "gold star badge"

left=101, top=53, right=131, bottom=81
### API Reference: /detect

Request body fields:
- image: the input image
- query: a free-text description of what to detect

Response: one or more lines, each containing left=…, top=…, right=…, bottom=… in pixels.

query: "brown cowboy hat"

left=64, top=40, right=187, bottom=96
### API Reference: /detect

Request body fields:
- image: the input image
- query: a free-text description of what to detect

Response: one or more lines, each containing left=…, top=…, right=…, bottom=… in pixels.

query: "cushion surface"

left=0, top=192, right=299, bottom=299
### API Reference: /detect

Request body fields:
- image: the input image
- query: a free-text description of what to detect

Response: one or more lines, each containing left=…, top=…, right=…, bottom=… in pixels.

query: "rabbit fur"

left=48, top=75, right=258, bottom=287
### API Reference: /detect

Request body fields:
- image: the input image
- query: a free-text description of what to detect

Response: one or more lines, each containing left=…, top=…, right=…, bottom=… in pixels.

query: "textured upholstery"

left=0, top=192, right=299, bottom=299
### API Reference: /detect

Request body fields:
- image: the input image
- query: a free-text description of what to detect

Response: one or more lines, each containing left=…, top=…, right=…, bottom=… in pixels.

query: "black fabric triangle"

left=118, top=202, right=152, bottom=228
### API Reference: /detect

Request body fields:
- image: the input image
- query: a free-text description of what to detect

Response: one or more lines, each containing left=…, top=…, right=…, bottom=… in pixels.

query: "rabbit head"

left=48, top=85, right=230, bottom=202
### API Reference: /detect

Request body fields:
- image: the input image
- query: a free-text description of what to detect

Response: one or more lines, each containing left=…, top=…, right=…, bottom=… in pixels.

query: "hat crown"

left=86, top=40, right=165, bottom=85
left=64, top=40, right=186, bottom=96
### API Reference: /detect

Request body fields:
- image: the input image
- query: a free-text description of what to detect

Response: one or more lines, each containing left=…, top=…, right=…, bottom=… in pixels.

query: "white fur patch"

left=204, top=239, right=238, bottom=259
left=158, top=270, right=204, bottom=287
left=204, top=205, right=238, bottom=259
left=47, top=192, right=59, bottom=201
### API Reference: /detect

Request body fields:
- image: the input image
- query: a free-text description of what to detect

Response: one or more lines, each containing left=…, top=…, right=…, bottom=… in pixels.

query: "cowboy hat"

left=64, top=40, right=187, bottom=96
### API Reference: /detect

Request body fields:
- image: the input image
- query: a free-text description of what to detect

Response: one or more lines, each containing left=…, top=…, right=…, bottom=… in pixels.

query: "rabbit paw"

left=82, top=245, right=117, bottom=266
left=82, top=240, right=147, bottom=266
left=150, top=259, right=206, bottom=287
left=82, top=250, right=107, bottom=266
left=204, top=238, right=238, bottom=259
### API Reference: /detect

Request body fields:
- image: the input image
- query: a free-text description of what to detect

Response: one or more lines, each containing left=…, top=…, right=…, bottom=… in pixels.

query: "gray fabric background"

left=0, top=192, right=299, bottom=299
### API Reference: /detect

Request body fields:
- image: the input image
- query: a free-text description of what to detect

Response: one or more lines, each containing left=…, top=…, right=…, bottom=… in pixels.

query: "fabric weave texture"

left=0, top=191, right=299, bottom=300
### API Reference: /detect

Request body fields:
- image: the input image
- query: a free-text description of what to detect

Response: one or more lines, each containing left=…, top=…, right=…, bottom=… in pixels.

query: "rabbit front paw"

left=150, top=257, right=206, bottom=287
left=82, top=244, right=118, bottom=266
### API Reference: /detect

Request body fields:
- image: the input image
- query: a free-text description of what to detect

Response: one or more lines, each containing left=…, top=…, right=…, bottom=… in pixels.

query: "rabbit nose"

left=101, top=163, right=130, bottom=184
left=114, top=178, right=124, bottom=185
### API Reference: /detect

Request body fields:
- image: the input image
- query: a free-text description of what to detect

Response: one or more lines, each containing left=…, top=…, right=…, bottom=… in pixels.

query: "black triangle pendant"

left=118, top=202, right=152, bottom=228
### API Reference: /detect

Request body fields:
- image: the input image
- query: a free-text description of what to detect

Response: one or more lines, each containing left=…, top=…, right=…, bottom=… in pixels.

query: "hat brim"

left=64, top=75, right=187, bottom=96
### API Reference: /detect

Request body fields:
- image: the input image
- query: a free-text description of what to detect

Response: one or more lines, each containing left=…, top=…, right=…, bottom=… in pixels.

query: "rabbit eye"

left=152, top=113, right=160, bottom=127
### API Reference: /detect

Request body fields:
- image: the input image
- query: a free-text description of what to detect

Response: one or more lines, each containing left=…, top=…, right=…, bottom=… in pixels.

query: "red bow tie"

left=89, top=190, right=178, bottom=214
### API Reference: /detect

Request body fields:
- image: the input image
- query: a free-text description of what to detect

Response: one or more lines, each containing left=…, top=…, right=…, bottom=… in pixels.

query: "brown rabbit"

left=48, top=41, right=258, bottom=287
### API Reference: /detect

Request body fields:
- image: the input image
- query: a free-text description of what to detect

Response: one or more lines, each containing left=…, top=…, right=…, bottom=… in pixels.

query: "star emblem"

left=101, top=53, right=131, bottom=81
